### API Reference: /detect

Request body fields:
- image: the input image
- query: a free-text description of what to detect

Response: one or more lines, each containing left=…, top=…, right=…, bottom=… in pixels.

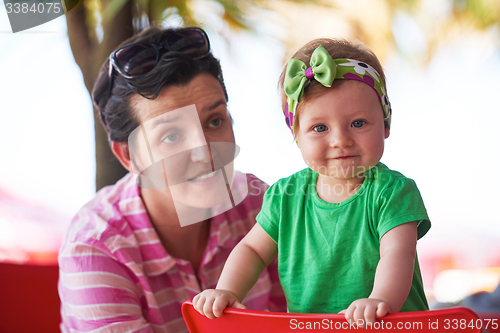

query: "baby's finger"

left=231, top=301, right=247, bottom=310
left=213, top=297, right=230, bottom=318
left=376, top=302, right=390, bottom=318
left=203, top=296, right=217, bottom=320
left=353, top=305, right=366, bottom=328
left=192, top=294, right=200, bottom=309
left=363, top=304, right=377, bottom=326
left=344, top=304, right=355, bottom=323
left=193, top=294, right=205, bottom=314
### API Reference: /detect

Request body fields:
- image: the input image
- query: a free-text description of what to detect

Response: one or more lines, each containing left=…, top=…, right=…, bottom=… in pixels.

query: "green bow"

left=284, top=45, right=337, bottom=102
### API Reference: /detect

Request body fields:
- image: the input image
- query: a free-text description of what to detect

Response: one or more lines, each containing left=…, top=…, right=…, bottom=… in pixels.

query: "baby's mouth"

left=335, top=155, right=356, bottom=160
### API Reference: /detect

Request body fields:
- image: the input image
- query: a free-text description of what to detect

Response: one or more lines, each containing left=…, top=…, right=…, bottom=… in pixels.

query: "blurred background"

left=1, top=0, right=500, bottom=309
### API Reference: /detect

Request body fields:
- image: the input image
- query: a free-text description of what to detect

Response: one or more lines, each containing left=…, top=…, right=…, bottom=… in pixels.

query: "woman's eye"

left=209, top=117, right=223, bottom=128
left=313, top=125, right=328, bottom=132
left=163, top=132, right=179, bottom=143
left=352, top=120, right=365, bottom=128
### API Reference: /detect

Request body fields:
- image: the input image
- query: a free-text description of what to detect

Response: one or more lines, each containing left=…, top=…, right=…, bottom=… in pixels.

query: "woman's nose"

left=190, top=145, right=212, bottom=163
left=190, top=131, right=216, bottom=163
left=329, top=129, right=354, bottom=148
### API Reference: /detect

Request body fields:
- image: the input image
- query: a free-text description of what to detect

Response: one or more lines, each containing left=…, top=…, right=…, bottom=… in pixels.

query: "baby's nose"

left=330, top=130, right=354, bottom=148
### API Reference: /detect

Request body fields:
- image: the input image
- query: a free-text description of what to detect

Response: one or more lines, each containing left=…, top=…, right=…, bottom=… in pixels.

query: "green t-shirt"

left=257, top=163, right=431, bottom=314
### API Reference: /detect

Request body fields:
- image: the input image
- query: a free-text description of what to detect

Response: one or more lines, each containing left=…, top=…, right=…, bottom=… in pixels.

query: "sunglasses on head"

left=107, top=27, right=211, bottom=99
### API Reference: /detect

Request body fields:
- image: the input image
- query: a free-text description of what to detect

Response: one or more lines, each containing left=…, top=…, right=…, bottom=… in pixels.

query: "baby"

left=193, top=38, right=431, bottom=327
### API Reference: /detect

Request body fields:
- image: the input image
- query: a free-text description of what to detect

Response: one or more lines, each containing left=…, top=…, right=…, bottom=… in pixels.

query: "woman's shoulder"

left=63, top=173, right=142, bottom=246
left=217, top=171, right=267, bottom=230
left=230, top=171, right=267, bottom=212
left=239, top=171, right=268, bottom=193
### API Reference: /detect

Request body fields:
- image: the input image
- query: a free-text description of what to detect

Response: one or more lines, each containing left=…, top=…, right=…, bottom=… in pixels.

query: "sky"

left=1, top=2, right=500, bottom=300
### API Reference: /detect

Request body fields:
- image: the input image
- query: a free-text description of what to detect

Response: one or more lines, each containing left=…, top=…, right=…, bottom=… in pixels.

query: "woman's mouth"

left=189, top=169, right=219, bottom=182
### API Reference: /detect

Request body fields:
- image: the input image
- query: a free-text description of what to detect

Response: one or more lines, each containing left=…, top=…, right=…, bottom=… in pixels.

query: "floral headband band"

left=283, top=45, right=392, bottom=136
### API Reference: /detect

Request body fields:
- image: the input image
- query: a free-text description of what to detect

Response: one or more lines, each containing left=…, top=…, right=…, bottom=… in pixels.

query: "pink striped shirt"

left=58, top=171, right=285, bottom=333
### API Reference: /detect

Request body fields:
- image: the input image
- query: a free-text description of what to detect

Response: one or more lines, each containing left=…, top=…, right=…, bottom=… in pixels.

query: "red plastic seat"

left=182, top=299, right=483, bottom=332
left=0, top=262, right=60, bottom=333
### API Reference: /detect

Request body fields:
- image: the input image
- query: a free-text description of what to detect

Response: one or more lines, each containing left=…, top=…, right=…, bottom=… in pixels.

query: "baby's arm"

left=344, top=221, right=418, bottom=327
left=193, top=223, right=278, bottom=319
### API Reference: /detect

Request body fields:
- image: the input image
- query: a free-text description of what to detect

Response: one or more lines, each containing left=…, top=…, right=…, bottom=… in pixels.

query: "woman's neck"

left=140, top=187, right=210, bottom=275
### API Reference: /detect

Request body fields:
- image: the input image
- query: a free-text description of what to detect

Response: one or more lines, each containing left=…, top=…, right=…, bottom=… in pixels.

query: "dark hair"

left=92, top=26, right=228, bottom=142
left=278, top=38, right=386, bottom=133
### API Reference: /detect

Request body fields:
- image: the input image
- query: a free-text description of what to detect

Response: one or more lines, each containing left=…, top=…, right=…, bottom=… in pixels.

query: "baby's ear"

left=384, top=127, right=390, bottom=139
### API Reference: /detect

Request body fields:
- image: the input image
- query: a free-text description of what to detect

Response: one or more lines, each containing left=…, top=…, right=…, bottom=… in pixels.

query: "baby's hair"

left=278, top=38, right=386, bottom=134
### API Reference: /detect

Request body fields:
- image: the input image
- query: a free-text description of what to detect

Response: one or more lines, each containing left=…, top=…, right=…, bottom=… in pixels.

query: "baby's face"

left=295, top=80, right=390, bottom=179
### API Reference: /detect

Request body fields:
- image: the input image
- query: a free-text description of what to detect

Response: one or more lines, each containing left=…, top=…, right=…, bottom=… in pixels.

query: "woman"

left=58, top=26, right=285, bottom=333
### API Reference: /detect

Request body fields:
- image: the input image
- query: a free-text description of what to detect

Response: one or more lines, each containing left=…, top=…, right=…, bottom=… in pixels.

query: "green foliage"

left=93, top=0, right=325, bottom=33
left=102, top=0, right=128, bottom=23
left=454, top=0, right=500, bottom=28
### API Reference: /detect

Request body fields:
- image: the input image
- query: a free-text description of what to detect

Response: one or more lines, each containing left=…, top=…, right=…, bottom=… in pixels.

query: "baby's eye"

left=351, top=120, right=365, bottom=128
left=163, top=132, right=179, bottom=143
left=313, top=125, right=328, bottom=132
left=209, top=117, right=223, bottom=128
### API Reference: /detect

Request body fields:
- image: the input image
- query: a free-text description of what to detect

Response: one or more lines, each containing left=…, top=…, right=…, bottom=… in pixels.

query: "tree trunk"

left=66, top=0, right=134, bottom=191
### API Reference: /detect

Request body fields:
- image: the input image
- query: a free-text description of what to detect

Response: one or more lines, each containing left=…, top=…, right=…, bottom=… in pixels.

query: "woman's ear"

left=111, top=141, right=135, bottom=173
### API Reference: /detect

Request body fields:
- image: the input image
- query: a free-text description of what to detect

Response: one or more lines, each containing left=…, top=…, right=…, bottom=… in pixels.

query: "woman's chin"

left=170, top=169, right=234, bottom=209
left=171, top=188, right=234, bottom=226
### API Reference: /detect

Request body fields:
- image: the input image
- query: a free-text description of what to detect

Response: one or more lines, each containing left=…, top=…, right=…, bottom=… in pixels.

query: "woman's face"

left=128, top=72, right=236, bottom=215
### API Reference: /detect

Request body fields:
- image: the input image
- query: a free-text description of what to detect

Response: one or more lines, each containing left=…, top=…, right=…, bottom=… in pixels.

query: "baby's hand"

left=343, top=298, right=391, bottom=328
left=193, top=289, right=247, bottom=319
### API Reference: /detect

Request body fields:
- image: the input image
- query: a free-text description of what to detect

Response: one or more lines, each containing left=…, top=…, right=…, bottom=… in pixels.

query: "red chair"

left=0, top=262, right=60, bottom=333
left=182, top=299, right=483, bottom=332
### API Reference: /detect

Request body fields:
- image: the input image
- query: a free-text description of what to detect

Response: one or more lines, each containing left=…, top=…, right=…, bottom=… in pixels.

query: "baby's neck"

left=316, top=174, right=365, bottom=204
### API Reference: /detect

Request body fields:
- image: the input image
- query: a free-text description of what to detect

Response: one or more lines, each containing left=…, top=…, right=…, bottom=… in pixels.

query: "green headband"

left=283, top=45, right=391, bottom=136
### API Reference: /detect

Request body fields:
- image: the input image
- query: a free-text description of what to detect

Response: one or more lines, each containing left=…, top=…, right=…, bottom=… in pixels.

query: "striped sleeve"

left=58, top=240, right=154, bottom=333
